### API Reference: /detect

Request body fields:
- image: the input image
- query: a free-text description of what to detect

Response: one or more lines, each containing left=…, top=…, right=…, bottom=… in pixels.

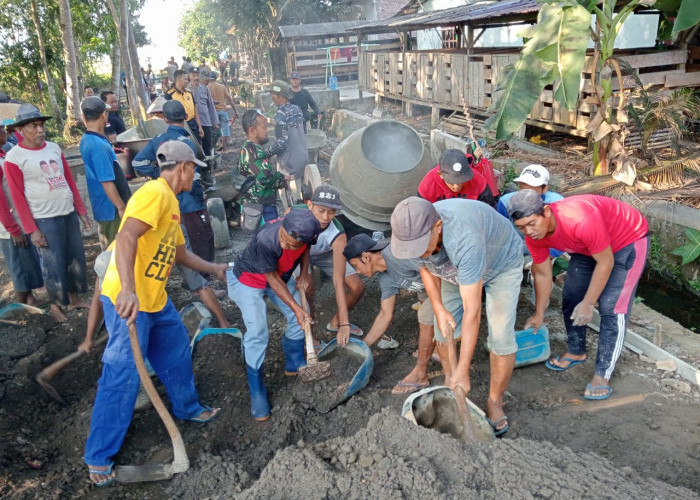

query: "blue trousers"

left=35, top=212, right=87, bottom=305
left=0, top=236, right=43, bottom=292
left=227, top=269, right=304, bottom=369
left=84, top=297, right=204, bottom=466
left=562, top=237, right=649, bottom=380
left=262, top=205, right=278, bottom=223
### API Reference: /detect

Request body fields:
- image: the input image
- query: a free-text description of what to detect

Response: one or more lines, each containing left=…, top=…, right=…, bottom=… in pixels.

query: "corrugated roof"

left=351, top=0, right=540, bottom=33
left=278, top=20, right=366, bottom=39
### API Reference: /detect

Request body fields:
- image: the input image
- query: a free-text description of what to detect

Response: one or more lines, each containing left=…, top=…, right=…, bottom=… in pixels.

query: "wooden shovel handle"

left=128, top=323, right=189, bottom=473
left=298, top=290, right=319, bottom=365
left=444, top=323, right=477, bottom=443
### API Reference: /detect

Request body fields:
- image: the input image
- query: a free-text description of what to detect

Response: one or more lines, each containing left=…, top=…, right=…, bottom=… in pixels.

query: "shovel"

left=444, top=323, right=477, bottom=444
left=114, top=323, right=189, bottom=483
left=297, top=292, right=332, bottom=384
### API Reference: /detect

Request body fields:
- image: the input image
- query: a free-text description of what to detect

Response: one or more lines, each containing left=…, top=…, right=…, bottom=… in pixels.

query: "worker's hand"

left=11, top=234, right=28, bottom=247
left=77, top=338, right=93, bottom=354
left=214, top=124, right=220, bottom=131
left=115, top=290, right=139, bottom=324
left=524, top=312, right=544, bottom=331
left=294, top=306, right=313, bottom=329
left=336, top=324, right=350, bottom=347
left=434, top=308, right=457, bottom=339
left=296, top=273, right=312, bottom=292
left=30, top=229, right=48, bottom=248
left=198, top=126, right=204, bottom=138
left=79, top=214, right=93, bottom=231
left=213, top=263, right=228, bottom=282
left=117, top=206, right=125, bottom=219
left=570, top=301, right=594, bottom=327
left=449, top=370, right=471, bottom=395
left=317, top=115, right=322, bottom=125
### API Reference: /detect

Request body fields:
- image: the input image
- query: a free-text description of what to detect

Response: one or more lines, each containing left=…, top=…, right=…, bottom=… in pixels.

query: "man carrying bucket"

left=390, top=197, right=523, bottom=437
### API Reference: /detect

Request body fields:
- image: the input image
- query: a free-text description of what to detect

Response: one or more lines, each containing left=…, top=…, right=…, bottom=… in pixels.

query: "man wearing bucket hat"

left=0, top=115, right=43, bottom=306
left=390, top=196, right=523, bottom=437
left=418, top=148, right=496, bottom=208
left=508, top=190, right=649, bottom=401
left=4, top=103, right=93, bottom=322
left=289, top=71, right=321, bottom=132
left=297, top=184, right=366, bottom=346
left=227, top=208, right=321, bottom=421
left=132, top=100, right=231, bottom=330
left=84, top=140, right=225, bottom=486
left=266, top=80, right=309, bottom=189
left=343, top=234, right=437, bottom=394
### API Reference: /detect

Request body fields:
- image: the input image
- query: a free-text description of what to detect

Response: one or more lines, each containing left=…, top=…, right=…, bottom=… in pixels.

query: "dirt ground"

left=0, top=105, right=699, bottom=499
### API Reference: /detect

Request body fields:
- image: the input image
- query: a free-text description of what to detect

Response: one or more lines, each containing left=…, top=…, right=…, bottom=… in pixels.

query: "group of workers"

left=0, top=71, right=650, bottom=488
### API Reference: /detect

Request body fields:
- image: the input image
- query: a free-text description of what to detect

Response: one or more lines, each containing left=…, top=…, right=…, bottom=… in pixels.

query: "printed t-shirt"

left=418, top=166, right=489, bottom=203
left=420, top=199, right=523, bottom=286
left=4, top=140, right=87, bottom=233
left=526, top=195, right=648, bottom=265
left=165, top=87, right=196, bottom=121
left=378, top=246, right=424, bottom=301
left=233, top=220, right=307, bottom=289
left=79, top=131, right=131, bottom=221
left=101, top=178, right=185, bottom=312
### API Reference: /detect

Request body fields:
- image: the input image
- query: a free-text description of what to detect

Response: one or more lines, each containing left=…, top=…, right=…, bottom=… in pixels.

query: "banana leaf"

left=672, top=0, right=700, bottom=35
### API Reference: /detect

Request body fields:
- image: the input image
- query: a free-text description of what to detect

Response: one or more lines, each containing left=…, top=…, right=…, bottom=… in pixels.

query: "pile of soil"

left=292, top=348, right=364, bottom=413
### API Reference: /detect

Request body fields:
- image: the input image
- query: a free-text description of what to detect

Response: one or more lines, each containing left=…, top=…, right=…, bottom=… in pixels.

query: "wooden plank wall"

left=359, top=48, right=696, bottom=137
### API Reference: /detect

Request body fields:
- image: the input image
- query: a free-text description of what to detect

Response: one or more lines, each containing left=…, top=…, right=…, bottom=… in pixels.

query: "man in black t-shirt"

left=289, top=71, right=321, bottom=132
left=227, top=209, right=321, bottom=421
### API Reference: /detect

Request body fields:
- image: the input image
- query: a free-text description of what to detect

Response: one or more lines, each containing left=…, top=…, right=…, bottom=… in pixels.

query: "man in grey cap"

left=390, top=196, right=523, bottom=437
left=84, top=140, right=225, bottom=486
left=266, top=80, right=308, bottom=200
left=289, top=71, right=321, bottom=132
left=4, top=103, right=93, bottom=322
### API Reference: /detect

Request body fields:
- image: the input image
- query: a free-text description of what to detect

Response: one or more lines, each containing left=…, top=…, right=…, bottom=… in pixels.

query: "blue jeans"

left=562, top=236, right=649, bottom=380
left=84, top=297, right=204, bottom=466
left=35, top=212, right=87, bottom=305
left=226, top=269, right=304, bottom=369
left=433, top=265, right=521, bottom=356
left=0, top=236, right=43, bottom=292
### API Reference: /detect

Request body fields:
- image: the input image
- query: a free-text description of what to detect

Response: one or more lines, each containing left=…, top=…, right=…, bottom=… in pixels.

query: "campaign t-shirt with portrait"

left=420, top=198, right=523, bottom=286
left=233, top=220, right=307, bottom=289
left=378, top=246, right=424, bottom=301
left=526, top=195, right=648, bottom=265
left=101, top=178, right=185, bottom=312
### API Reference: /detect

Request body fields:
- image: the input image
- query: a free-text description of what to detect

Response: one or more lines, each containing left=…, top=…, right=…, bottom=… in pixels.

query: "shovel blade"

left=115, top=464, right=173, bottom=483
left=36, top=375, right=66, bottom=404
left=298, top=361, right=332, bottom=383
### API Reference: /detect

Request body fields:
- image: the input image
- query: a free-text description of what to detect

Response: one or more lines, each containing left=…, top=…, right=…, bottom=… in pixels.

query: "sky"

left=136, top=0, right=197, bottom=70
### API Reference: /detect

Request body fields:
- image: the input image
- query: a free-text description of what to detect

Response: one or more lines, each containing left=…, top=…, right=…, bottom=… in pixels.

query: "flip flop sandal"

left=391, top=381, right=429, bottom=395
left=377, top=335, right=399, bottom=350
left=186, top=405, right=220, bottom=423
left=326, top=322, right=364, bottom=337
left=545, top=356, right=586, bottom=372
left=88, top=462, right=115, bottom=487
left=584, top=384, right=613, bottom=400
left=411, top=349, right=440, bottom=362
left=486, top=415, right=510, bottom=438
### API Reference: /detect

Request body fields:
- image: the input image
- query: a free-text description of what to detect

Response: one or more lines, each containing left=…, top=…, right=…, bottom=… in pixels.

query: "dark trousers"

left=181, top=209, right=215, bottom=263
left=561, top=236, right=649, bottom=380
left=187, top=119, right=202, bottom=146
left=201, top=126, right=213, bottom=156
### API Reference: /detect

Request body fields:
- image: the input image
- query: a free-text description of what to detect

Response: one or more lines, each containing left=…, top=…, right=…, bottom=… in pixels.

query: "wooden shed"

left=350, top=0, right=700, bottom=138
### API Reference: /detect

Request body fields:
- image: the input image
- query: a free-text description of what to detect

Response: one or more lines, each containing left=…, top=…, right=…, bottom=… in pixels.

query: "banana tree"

left=484, top=0, right=697, bottom=182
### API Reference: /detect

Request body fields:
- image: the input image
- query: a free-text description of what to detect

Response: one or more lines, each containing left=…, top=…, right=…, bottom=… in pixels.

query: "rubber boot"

left=245, top=364, right=270, bottom=421
left=281, top=335, right=307, bottom=376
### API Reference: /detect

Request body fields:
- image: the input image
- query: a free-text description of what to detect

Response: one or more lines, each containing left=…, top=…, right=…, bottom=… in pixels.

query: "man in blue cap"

left=227, top=208, right=321, bottom=421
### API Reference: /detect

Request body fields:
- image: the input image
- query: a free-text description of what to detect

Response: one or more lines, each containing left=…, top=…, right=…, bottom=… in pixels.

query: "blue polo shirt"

left=131, top=125, right=205, bottom=214
left=79, top=131, right=131, bottom=221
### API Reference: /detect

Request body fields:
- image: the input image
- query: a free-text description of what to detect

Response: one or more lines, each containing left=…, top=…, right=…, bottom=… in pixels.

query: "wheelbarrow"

left=293, top=338, right=373, bottom=414
left=402, top=386, right=495, bottom=443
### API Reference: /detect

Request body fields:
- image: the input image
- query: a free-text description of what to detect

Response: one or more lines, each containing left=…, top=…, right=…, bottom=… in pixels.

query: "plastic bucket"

left=242, top=202, right=263, bottom=232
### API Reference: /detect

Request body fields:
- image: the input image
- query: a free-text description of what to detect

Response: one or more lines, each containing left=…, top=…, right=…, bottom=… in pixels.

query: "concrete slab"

left=330, top=109, right=383, bottom=141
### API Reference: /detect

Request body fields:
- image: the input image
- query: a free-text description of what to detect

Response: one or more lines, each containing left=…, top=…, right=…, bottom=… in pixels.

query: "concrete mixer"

left=329, top=120, right=433, bottom=231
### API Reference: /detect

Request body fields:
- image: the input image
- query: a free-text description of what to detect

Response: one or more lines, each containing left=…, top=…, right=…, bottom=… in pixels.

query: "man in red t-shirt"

left=508, top=190, right=649, bottom=400
left=417, top=149, right=496, bottom=208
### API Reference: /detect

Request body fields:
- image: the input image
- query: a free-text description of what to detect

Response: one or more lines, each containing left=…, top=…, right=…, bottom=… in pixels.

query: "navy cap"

left=507, top=189, right=545, bottom=220
left=188, top=66, right=200, bottom=74
left=438, top=148, right=474, bottom=185
left=290, top=71, right=301, bottom=79
left=282, top=208, right=321, bottom=244
left=163, top=100, right=186, bottom=121
left=343, top=234, right=389, bottom=261
left=311, top=183, right=342, bottom=210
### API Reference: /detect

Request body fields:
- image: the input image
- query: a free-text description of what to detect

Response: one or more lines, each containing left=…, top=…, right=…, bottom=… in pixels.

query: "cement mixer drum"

left=330, top=120, right=433, bottom=231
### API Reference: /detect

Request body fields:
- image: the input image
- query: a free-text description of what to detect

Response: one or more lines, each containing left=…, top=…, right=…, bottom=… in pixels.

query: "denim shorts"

left=0, top=236, right=43, bottom=292
left=433, top=266, right=520, bottom=356
left=217, top=111, right=230, bottom=137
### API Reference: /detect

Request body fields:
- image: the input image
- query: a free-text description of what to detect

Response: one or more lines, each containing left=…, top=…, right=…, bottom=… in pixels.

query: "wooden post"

left=357, top=34, right=363, bottom=99
left=405, top=101, right=413, bottom=117
left=431, top=106, right=440, bottom=127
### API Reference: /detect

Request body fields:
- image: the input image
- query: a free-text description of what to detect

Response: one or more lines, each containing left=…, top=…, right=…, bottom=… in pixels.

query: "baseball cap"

left=390, top=196, right=440, bottom=259
left=282, top=208, right=321, bottom=244
left=80, top=96, right=107, bottom=118
left=507, top=189, right=545, bottom=220
left=311, top=184, right=342, bottom=210
left=188, top=66, right=200, bottom=74
left=343, top=234, right=389, bottom=261
left=438, top=148, right=473, bottom=185
left=513, top=164, right=550, bottom=187
left=205, top=70, right=217, bottom=80
left=163, top=100, right=186, bottom=121
left=290, top=71, right=301, bottom=79
left=270, top=80, right=292, bottom=99
left=156, top=140, right=207, bottom=168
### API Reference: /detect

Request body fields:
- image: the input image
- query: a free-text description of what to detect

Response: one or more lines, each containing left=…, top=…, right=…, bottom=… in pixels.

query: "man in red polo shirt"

left=417, top=148, right=496, bottom=208
left=509, top=190, right=649, bottom=400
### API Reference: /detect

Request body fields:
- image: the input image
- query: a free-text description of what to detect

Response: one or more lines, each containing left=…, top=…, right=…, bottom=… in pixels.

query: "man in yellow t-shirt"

left=84, top=140, right=227, bottom=487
